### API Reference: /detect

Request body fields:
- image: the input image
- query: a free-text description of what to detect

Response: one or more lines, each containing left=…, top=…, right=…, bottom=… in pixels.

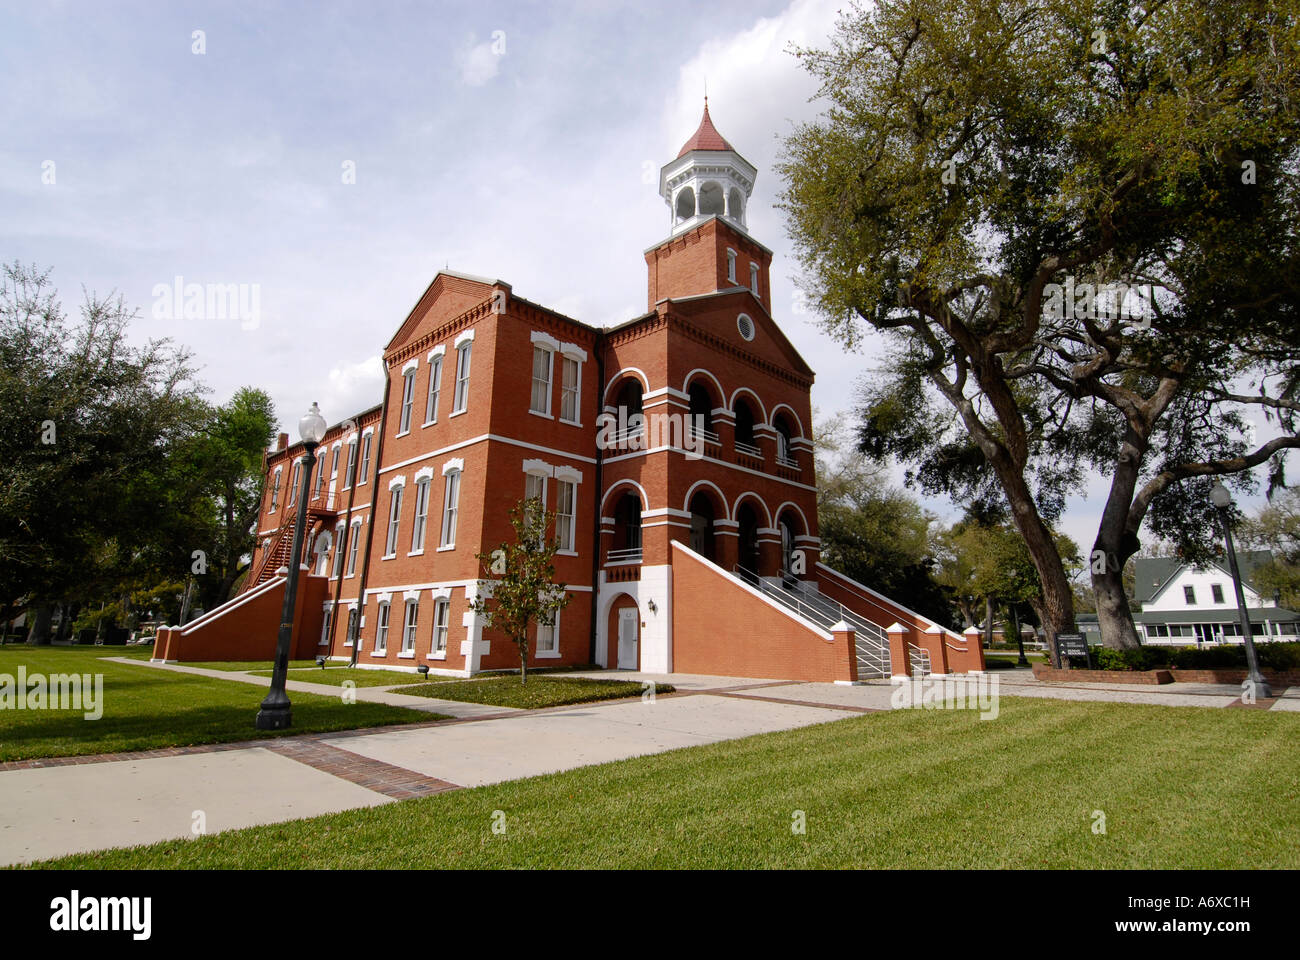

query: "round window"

left=737, top=314, right=755, bottom=341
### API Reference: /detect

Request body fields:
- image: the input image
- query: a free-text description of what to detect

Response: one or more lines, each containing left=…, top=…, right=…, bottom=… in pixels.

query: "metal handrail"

left=908, top=642, right=932, bottom=677
left=732, top=565, right=891, bottom=679
left=735, top=440, right=762, bottom=457
left=606, top=547, right=643, bottom=564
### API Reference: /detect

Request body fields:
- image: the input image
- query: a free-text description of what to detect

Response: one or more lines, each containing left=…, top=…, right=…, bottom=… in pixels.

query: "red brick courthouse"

left=155, top=105, right=983, bottom=682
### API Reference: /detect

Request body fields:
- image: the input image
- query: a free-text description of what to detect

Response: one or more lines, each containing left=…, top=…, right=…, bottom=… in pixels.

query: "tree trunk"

left=0, top=602, right=11, bottom=644
left=1090, top=426, right=1148, bottom=649
left=1012, top=605, right=1028, bottom=666
left=983, top=595, right=994, bottom=649
left=27, top=602, right=53, bottom=645
left=1093, top=565, right=1142, bottom=650
left=519, top=637, right=528, bottom=684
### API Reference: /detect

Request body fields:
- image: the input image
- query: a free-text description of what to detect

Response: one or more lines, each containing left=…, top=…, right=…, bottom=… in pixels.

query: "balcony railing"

left=689, top=425, right=721, bottom=446
left=607, top=547, right=643, bottom=564
left=776, top=454, right=799, bottom=470
left=735, top=440, right=762, bottom=458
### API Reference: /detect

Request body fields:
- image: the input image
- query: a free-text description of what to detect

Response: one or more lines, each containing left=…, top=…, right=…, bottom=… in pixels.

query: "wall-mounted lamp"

left=647, top=599, right=657, bottom=614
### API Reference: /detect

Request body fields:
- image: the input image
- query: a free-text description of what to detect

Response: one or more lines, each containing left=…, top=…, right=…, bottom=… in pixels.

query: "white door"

left=617, top=609, right=639, bottom=669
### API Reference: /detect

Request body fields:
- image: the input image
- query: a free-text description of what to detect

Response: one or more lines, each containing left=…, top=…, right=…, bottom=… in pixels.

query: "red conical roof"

left=677, top=100, right=733, bottom=157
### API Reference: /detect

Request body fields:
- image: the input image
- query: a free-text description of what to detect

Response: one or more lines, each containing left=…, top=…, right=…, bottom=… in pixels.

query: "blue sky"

left=5, top=0, right=1242, bottom=555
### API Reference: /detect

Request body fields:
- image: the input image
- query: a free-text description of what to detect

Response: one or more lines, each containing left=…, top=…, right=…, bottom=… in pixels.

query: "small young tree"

left=471, top=497, right=571, bottom=683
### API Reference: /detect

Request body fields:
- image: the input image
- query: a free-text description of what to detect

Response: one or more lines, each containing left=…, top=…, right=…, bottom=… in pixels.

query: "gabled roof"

left=677, top=100, right=733, bottom=157
left=1134, top=551, right=1277, bottom=604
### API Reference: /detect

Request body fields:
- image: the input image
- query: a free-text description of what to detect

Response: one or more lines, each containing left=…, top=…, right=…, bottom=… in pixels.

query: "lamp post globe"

left=255, top=403, right=327, bottom=730
left=1208, top=481, right=1272, bottom=700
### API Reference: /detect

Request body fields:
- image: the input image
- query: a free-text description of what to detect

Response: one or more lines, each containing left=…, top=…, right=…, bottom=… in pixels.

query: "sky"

left=1, top=0, right=1268, bottom=556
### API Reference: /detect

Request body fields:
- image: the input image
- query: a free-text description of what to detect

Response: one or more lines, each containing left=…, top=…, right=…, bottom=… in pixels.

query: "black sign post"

left=1055, top=633, right=1091, bottom=669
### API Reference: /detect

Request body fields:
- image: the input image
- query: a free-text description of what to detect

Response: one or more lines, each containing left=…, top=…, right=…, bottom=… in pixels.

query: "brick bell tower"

left=645, top=99, right=773, bottom=310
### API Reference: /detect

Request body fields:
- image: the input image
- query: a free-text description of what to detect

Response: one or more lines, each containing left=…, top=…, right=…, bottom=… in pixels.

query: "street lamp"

left=256, top=402, right=328, bottom=730
left=1209, top=481, right=1272, bottom=700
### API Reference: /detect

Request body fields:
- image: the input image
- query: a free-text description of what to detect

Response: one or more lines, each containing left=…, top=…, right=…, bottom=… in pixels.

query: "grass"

left=401, top=674, right=674, bottom=709
left=0, top=645, right=440, bottom=762
left=246, top=666, right=445, bottom=687
left=29, top=696, right=1300, bottom=869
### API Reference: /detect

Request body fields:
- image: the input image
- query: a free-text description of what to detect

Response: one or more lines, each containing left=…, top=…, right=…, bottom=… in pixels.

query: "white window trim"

left=529, top=340, right=555, bottom=419
left=726, top=248, right=737, bottom=284
left=536, top=608, right=561, bottom=659
left=454, top=329, right=476, bottom=348
left=319, top=603, right=333, bottom=646
left=558, top=351, right=583, bottom=427
left=345, top=518, right=363, bottom=577
left=429, top=595, right=452, bottom=660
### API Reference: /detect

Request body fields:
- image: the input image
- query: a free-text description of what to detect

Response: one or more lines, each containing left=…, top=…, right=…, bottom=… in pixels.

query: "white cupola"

left=658, top=99, right=757, bottom=237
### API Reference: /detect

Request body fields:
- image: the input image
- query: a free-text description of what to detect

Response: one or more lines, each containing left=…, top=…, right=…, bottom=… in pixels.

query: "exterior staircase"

left=734, top=565, right=892, bottom=679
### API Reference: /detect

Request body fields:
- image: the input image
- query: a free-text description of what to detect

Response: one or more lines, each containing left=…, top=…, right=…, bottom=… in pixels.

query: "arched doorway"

left=737, top=502, right=760, bottom=580
left=606, top=595, right=640, bottom=670
left=689, top=492, right=717, bottom=562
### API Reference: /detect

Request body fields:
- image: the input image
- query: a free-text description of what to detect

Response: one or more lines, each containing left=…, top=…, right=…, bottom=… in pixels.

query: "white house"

left=1132, top=553, right=1298, bottom=645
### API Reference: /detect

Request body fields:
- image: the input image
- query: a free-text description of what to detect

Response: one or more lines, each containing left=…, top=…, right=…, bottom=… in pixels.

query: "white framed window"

left=401, top=598, right=419, bottom=655
left=331, top=521, right=346, bottom=577
left=330, top=446, right=340, bottom=482
left=453, top=341, right=472, bottom=413
left=374, top=601, right=390, bottom=653
left=343, top=439, right=357, bottom=489
left=286, top=461, right=300, bottom=508
left=399, top=368, right=416, bottom=433
left=727, top=248, right=737, bottom=284
left=344, top=607, right=359, bottom=648
left=270, top=468, right=282, bottom=510
left=424, top=354, right=443, bottom=425
left=312, top=452, right=326, bottom=498
left=440, top=469, right=461, bottom=548
left=750, top=262, right=759, bottom=297
left=530, top=345, right=554, bottom=415
left=411, top=477, right=431, bottom=553
left=432, top=597, right=450, bottom=655
left=320, top=604, right=333, bottom=645
left=555, top=479, right=576, bottom=552
left=537, top=609, right=559, bottom=656
left=385, top=485, right=404, bottom=557
left=358, top=433, right=372, bottom=485
left=525, top=471, right=546, bottom=543
left=345, top=520, right=361, bottom=576
left=560, top=355, right=580, bottom=423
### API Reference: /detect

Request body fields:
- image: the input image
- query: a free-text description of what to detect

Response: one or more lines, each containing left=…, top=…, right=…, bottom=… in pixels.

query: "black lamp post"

left=1209, top=482, right=1272, bottom=700
left=256, top=402, right=328, bottom=730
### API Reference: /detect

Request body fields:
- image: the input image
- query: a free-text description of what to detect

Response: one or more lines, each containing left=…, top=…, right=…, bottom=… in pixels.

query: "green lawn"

left=402, top=675, right=674, bottom=709
left=29, top=696, right=1300, bottom=869
left=0, top=645, right=440, bottom=762
left=247, top=666, right=444, bottom=687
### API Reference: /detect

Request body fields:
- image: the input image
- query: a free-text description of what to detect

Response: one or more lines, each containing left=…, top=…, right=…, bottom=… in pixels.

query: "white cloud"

left=324, top=355, right=385, bottom=422
left=456, top=36, right=503, bottom=87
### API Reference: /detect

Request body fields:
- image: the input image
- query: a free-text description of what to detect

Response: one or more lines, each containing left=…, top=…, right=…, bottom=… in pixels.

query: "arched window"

left=737, top=503, right=760, bottom=579
left=675, top=187, right=696, bottom=221
left=734, top=399, right=756, bottom=450
left=688, top=382, right=714, bottom=431
left=699, top=181, right=724, bottom=215
left=689, top=492, right=718, bottom=562
left=728, top=187, right=744, bottom=222
left=773, top=414, right=794, bottom=465
left=613, top=493, right=642, bottom=560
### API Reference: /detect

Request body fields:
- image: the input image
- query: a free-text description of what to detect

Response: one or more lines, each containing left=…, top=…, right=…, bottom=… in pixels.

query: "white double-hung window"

left=398, top=362, right=417, bottom=434
left=440, top=461, right=462, bottom=549
left=432, top=597, right=450, bottom=655
left=424, top=348, right=444, bottom=425
left=452, top=333, right=473, bottom=414
left=530, top=345, right=554, bottom=415
left=555, top=478, right=576, bottom=552
left=401, top=598, right=419, bottom=654
left=411, top=475, right=431, bottom=553
left=385, top=479, right=405, bottom=557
